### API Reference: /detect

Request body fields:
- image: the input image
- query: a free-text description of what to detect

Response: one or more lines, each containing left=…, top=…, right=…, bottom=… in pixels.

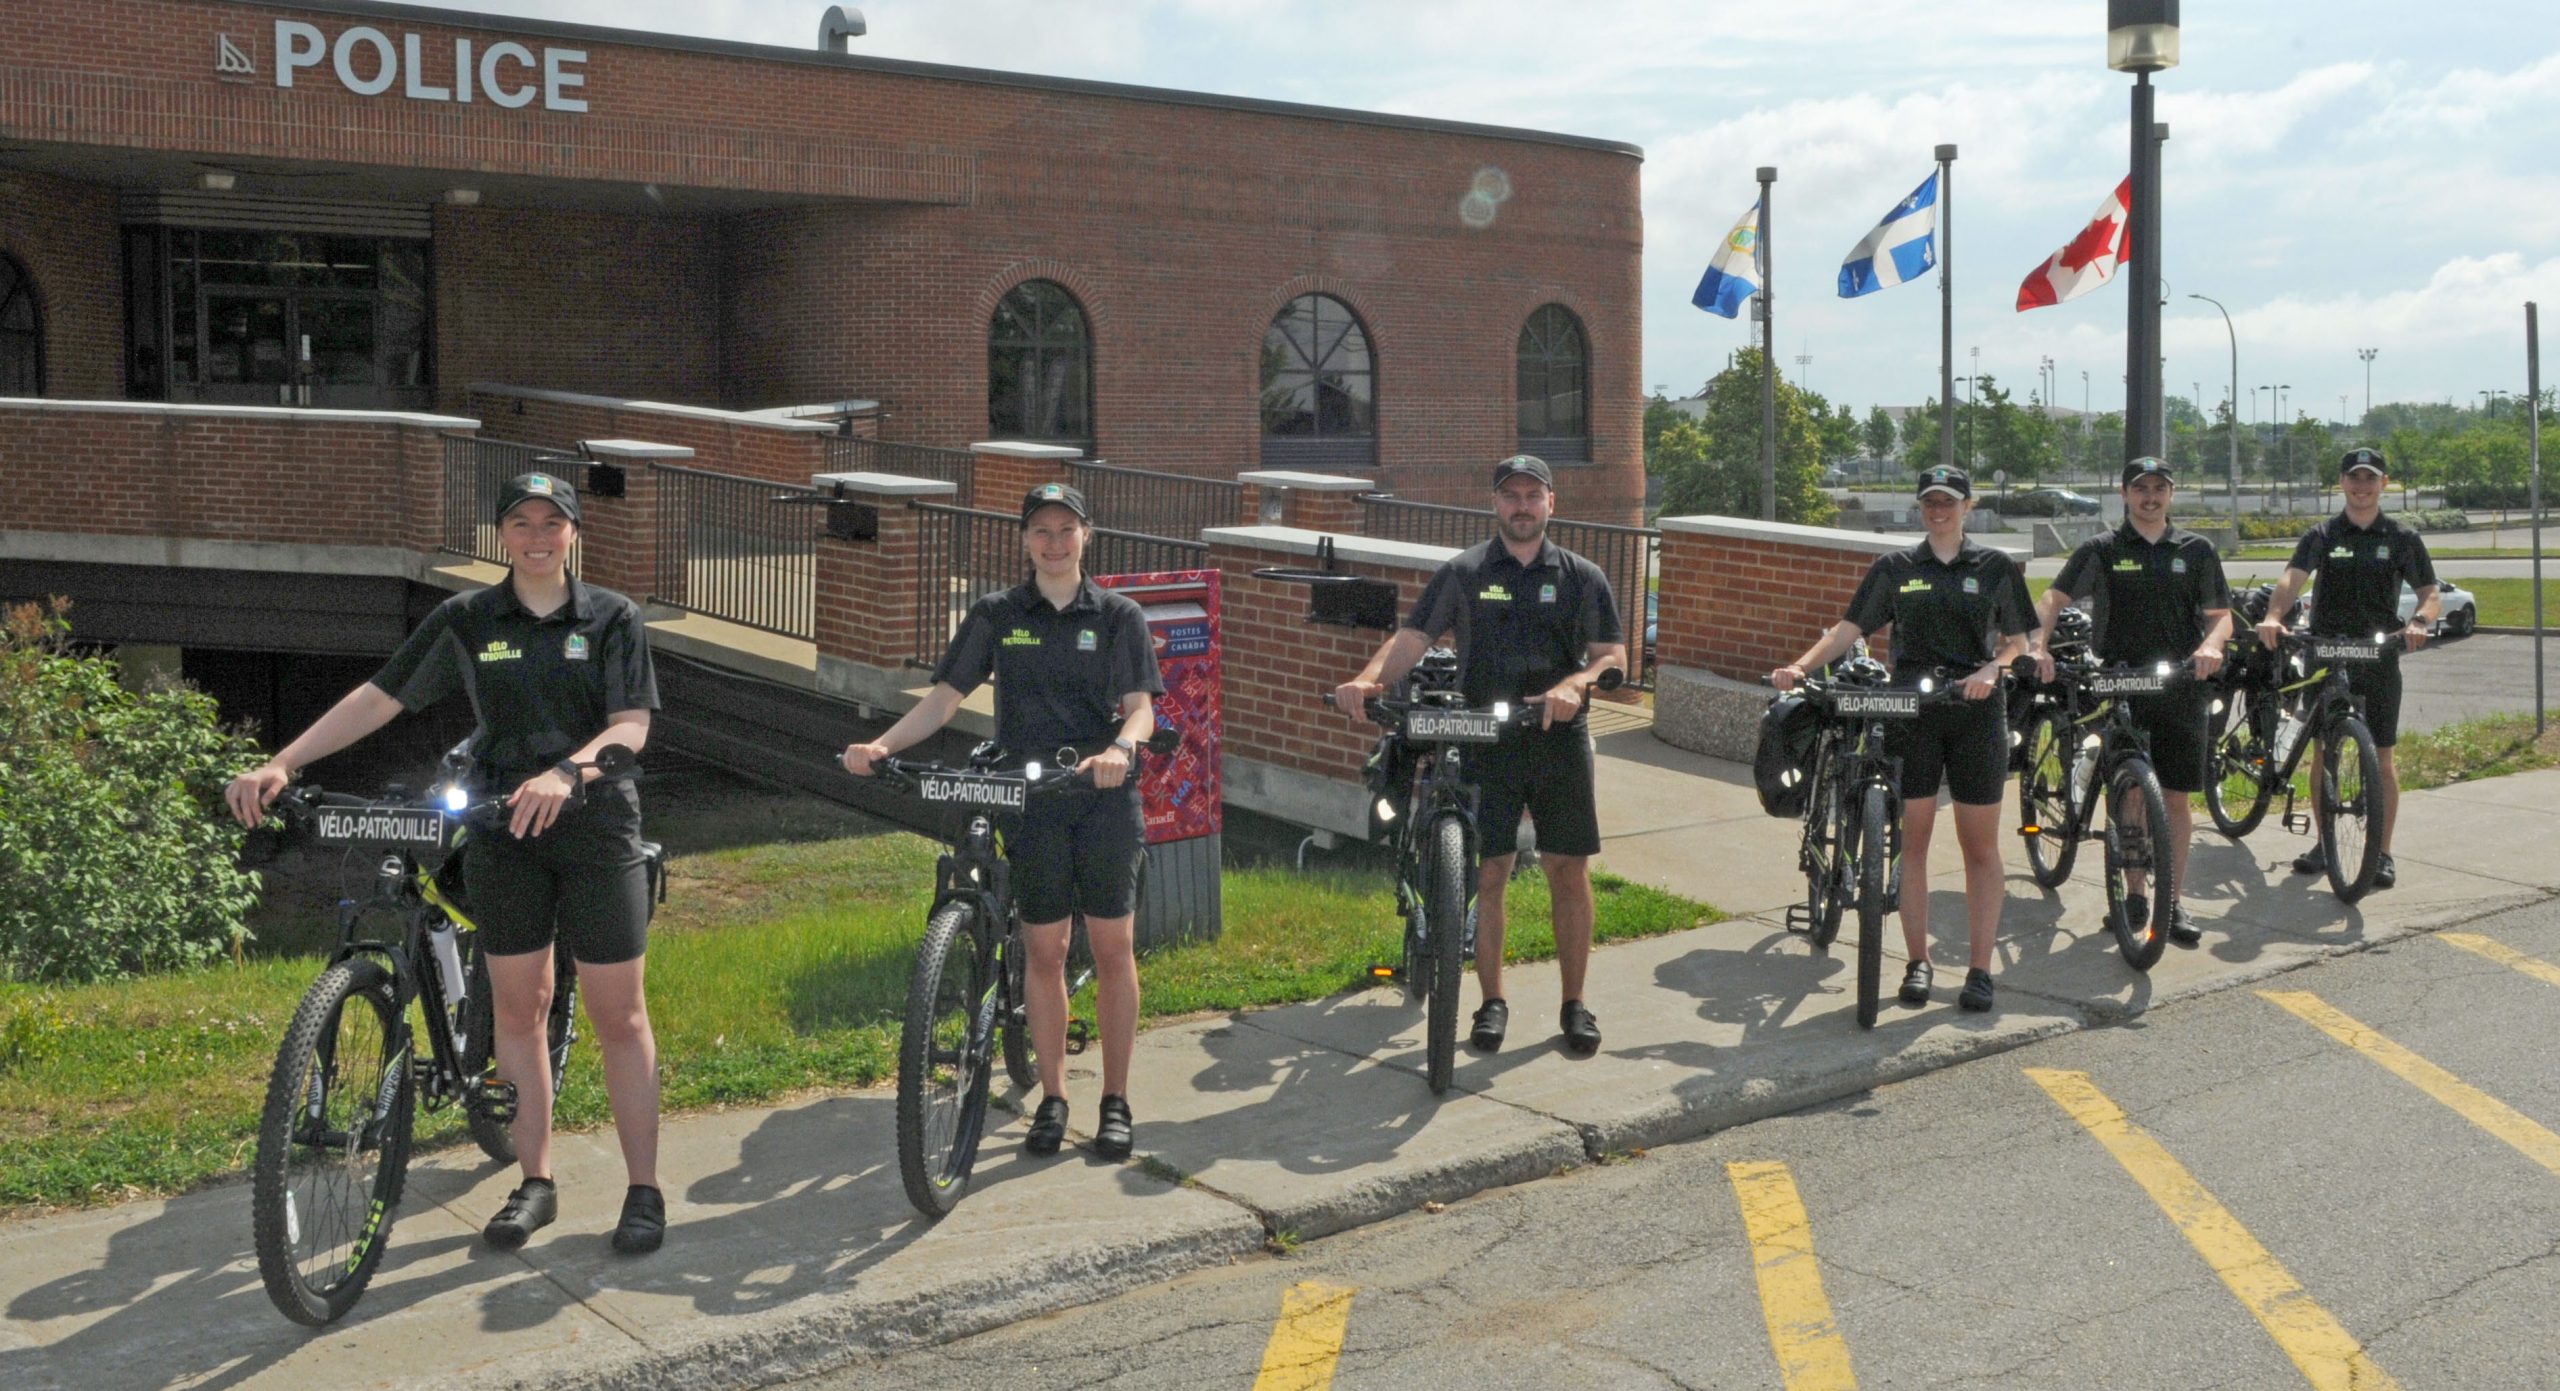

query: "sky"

left=420, top=0, right=2559, bottom=426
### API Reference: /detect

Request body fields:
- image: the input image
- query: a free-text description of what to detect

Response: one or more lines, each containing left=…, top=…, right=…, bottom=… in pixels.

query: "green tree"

left=1900, top=397, right=1944, bottom=463
left=1654, top=349, right=1837, bottom=525
left=1642, top=393, right=1684, bottom=470
left=1817, top=401, right=1860, bottom=468
left=1864, top=406, right=1898, bottom=464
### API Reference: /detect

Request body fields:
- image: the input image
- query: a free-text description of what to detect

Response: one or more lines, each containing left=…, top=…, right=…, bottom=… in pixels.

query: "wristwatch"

left=1111, top=736, right=1138, bottom=757
left=554, top=758, right=584, bottom=787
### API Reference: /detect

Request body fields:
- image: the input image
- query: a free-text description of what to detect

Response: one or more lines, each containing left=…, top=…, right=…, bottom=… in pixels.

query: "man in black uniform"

left=1334, top=455, right=1627, bottom=1056
left=2034, top=456, right=2233, bottom=944
left=2257, top=447, right=2439, bottom=889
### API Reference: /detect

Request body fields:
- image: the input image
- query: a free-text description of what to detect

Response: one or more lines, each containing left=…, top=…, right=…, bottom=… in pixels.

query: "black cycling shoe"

left=1024, top=1095, right=1070, bottom=1157
left=2121, top=894, right=2148, bottom=939
left=483, top=1178, right=557, bottom=1251
left=1094, top=1095, right=1135, bottom=1160
left=2291, top=844, right=2328, bottom=875
left=1469, top=998, right=1509, bottom=1053
left=2374, top=854, right=2397, bottom=890
left=610, top=1184, right=665, bottom=1255
left=1958, top=968, right=1995, bottom=1013
left=2167, top=905, right=2203, bottom=947
left=1898, top=959, right=1933, bottom=1005
left=1559, top=1000, right=1601, bottom=1055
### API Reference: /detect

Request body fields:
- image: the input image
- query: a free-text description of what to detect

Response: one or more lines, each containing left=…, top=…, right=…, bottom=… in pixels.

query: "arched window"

left=1260, top=293, right=1375, bottom=470
left=0, top=253, right=41, bottom=397
left=1517, top=303, right=1588, bottom=463
left=987, top=279, right=1092, bottom=447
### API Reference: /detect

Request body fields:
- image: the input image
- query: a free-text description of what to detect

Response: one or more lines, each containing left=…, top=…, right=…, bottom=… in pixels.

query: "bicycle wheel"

left=1803, top=770, right=1846, bottom=949
left=2204, top=684, right=2276, bottom=839
left=1856, top=784, right=1889, bottom=1030
left=999, top=930, right=1036, bottom=1093
left=1425, top=814, right=1468, bottom=1095
left=462, top=945, right=580, bottom=1165
left=2100, top=759, right=2174, bottom=970
left=898, top=902, right=996, bottom=1217
left=252, top=958, right=414, bottom=1327
left=2018, top=711, right=2078, bottom=889
left=2317, top=716, right=2385, bottom=903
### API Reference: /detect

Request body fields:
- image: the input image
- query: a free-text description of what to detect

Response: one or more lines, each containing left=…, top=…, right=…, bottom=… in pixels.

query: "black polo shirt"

left=371, top=575, right=659, bottom=788
left=2288, top=512, right=2438, bottom=638
left=1405, top=536, right=1623, bottom=722
left=1844, top=538, right=2034, bottom=676
left=932, top=576, right=1164, bottom=759
left=2053, top=522, right=2233, bottom=665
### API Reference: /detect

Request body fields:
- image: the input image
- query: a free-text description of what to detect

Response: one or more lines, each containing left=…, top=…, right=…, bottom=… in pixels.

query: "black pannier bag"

left=1754, top=692, right=1822, bottom=818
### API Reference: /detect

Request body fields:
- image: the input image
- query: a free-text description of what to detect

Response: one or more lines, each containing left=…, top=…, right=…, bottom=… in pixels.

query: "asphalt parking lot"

left=2397, top=631, right=2560, bottom=734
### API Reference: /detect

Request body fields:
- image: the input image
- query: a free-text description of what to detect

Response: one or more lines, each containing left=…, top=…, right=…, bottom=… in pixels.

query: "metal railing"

left=1357, top=494, right=1659, bottom=688
left=441, top=435, right=576, bottom=567
left=1069, top=460, right=1243, bottom=543
left=650, top=463, right=819, bottom=639
left=825, top=436, right=975, bottom=497
left=910, top=502, right=1206, bottom=668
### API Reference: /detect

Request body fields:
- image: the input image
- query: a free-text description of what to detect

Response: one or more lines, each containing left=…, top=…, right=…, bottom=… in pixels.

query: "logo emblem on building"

left=215, top=34, right=257, bottom=79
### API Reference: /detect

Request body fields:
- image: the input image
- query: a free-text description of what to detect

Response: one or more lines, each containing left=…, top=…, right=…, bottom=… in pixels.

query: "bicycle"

left=1329, top=651, right=1624, bottom=1092
left=1769, top=659, right=1962, bottom=1028
left=2013, top=656, right=2193, bottom=969
left=249, top=744, right=648, bottom=1326
left=2200, top=584, right=2294, bottom=840
left=872, top=729, right=1179, bottom=1219
left=2206, top=628, right=2392, bottom=902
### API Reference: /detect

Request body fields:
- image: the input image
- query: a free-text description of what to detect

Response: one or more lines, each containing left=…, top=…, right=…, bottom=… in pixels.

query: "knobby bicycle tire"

left=1856, top=783, right=1889, bottom=1030
left=2019, top=711, right=2079, bottom=889
left=463, top=946, right=580, bottom=1165
left=897, top=902, right=995, bottom=1218
left=2318, top=716, right=2385, bottom=904
left=1805, top=765, right=1847, bottom=950
left=1426, top=814, right=1468, bottom=1095
left=2105, top=759, right=2174, bottom=970
left=2204, top=684, right=2277, bottom=839
left=252, top=957, right=414, bottom=1327
left=1000, top=931, right=1035, bottom=1093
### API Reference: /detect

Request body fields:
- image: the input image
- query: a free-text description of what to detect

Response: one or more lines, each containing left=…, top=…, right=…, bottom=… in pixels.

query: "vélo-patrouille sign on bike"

left=1832, top=690, right=1921, bottom=719
left=313, top=807, right=446, bottom=848
left=915, top=773, right=1029, bottom=811
left=1402, top=709, right=1504, bottom=743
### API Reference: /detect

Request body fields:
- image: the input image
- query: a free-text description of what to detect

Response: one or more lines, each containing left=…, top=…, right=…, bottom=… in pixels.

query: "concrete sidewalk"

left=5, top=739, right=2555, bottom=1391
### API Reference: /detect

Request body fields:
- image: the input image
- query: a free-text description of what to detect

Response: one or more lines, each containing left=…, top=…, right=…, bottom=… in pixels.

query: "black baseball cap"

left=2121, top=455, right=2175, bottom=485
left=1915, top=464, right=1971, bottom=500
left=496, top=470, right=580, bottom=524
left=1491, top=454, right=1554, bottom=489
left=1020, top=481, right=1091, bottom=526
left=2340, top=446, right=2388, bottom=477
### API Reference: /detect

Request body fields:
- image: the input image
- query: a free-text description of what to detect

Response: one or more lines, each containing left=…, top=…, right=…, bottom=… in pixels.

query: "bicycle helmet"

left=1407, top=646, right=1463, bottom=695
left=2047, top=605, right=2095, bottom=662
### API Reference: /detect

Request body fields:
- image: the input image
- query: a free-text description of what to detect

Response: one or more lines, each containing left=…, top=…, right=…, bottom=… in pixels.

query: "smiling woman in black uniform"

left=841, top=483, right=1164, bottom=1161
left=1768, top=465, right=2033, bottom=1013
left=226, top=472, right=667, bottom=1255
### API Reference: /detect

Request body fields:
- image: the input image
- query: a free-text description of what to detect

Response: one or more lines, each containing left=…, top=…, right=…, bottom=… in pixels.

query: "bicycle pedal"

left=1782, top=905, right=1814, bottom=934
left=472, top=1079, right=519, bottom=1125
left=2281, top=810, right=2310, bottom=835
left=1367, top=963, right=1403, bottom=984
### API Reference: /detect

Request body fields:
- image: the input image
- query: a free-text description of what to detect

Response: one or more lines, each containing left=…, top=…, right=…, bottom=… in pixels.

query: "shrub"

left=0, top=601, right=263, bottom=982
left=2238, top=515, right=2306, bottom=542
left=2402, top=508, right=2471, bottom=533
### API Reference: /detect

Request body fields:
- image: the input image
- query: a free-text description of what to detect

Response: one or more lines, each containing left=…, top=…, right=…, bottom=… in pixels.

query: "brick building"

left=0, top=0, right=1645, bottom=517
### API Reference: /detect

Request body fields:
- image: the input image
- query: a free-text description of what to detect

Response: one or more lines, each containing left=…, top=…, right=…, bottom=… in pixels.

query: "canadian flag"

left=2016, top=177, right=2131, bottom=311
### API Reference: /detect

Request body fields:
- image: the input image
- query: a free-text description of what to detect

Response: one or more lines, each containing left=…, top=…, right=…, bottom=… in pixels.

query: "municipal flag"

left=1837, top=172, right=1939, bottom=298
left=2017, top=177, right=2131, bottom=311
left=1691, top=202, right=1762, bottom=319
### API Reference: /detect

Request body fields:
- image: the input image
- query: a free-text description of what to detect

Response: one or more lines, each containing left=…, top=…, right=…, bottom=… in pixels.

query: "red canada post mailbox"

left=1095, top=569, right=1222, bottom=948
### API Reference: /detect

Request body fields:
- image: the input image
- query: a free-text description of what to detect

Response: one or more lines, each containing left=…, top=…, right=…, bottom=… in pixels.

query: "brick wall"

left=1654, top=519, right=1905, bottom=682
left=4, top=0, right=1643, bottom=524
left=0, top=169, right=120, bottom=399
left=465, top=386, right=833, bottom=486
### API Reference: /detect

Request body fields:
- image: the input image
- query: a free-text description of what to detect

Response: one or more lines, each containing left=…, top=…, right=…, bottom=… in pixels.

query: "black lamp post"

left=2111, top=0, right=2177, bottom=462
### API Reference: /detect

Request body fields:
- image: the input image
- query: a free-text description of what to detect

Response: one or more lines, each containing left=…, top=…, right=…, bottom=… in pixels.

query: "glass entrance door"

left=299, top=295, right=378, bottom=408
left=198, top=291, right=293, bottom=404
left=132, top=228, right=431, bottom=411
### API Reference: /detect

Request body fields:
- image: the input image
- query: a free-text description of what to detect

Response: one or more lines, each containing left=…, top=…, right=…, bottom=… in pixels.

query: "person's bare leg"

left=1951, top=801, right=2005, bottom=972
left=486, top=947, right=558, bottom=1182
left=574, top=955, right=659, bottom=1189
left=1899, top=797, right=1939, bottom=962
left=1022, top=918, right=1072, bottom=1099
left=1083, top=914, right=1138, bottom=1097
left=1474, top=855, right=1512, bottom=1001
left=1545, top=854, right=1594, bottom=1003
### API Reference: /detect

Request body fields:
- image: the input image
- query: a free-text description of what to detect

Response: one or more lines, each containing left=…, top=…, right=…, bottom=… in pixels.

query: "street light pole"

left=2191, top=293, right=2239, bottom=518
left=2111, top=0, right=2179, bottom=463
left=2357, top=346, right=2378, bottom=422
left=1758, top=164, right=1777, bottom=521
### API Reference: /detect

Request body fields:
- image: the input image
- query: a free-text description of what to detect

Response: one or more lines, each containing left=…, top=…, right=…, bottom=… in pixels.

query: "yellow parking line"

left=1251, top=1281, right=1356, bottom=1391
left=2258, top=990, right=2560, bottom=1180
left=2026, top=1068, right=2401, bottom=1391
left=1727, top=1161, right=1858, bottom=1390
left=2438, top=932, right=2560, bottom=991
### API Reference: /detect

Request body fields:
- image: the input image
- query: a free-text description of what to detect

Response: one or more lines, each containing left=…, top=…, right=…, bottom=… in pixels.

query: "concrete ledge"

left=0, top=395, right=476, bottom=430
left=1657, top=513, right=1919, bottom=556
left=0, top=530, right=441, bottom=580
left=970, top=440, right=1085, bottom=460
left=1236, top=470, right=1376, bottom=492
left=468, top=382, right=838, bottom=432
left=1203, top=524, right=1458, bottom=570
left=580, top=439, right=696, bottom=460
left=809, top=472, right=958, bottom=497
left=1651, top=662, right=1768, bottom=762
left=1222, top=753, right=1370, bottom=840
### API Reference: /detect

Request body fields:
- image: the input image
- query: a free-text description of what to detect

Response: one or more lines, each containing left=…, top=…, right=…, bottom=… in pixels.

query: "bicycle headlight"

left=2155, top=661, right=2173, bottom=678
left=1374, top=797, right=1398, bottom=824
left=1024, top=761, right=1044, bottom=781
left=440, top=784, right=468, bottom=813
left=1492, top=701, right=1512, bottom=721
left=1917, top=676, right=1936, bottom=695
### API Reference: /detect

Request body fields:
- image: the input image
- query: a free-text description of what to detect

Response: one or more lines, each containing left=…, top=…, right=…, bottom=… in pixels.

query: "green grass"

left=0, top=771, right=1715, bottom=1211
left=2237, top=545, right=2547, bottom=562
left=2450, top=579, right=2560, bottom=628
left=2393, top=712, right=2560, bottom=791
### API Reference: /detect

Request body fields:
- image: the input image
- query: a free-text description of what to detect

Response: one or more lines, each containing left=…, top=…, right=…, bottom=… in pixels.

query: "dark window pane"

left=0, top=251, right=38, bottom=396
left=987, top=279, right=1091, bottom=444
left=1517, top=304, right=1588, bottom=449
left=1260, top=294, right=1374, bottom=448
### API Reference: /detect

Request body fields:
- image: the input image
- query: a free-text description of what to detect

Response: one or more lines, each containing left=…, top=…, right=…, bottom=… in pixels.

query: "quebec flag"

left=1691, top=202, right=1762, bottom=319
left=1837, top=171, right=1939, bottom=298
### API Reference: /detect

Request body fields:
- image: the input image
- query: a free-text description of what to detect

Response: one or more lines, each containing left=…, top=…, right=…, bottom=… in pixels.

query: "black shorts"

left=2126, top=687, right=2211, bottom=793
left=1005, top=785, right=1145, bottom=924
left=461, top=786, right=652, bottom=965
left=1889, top=694, right=2008, bottom=807
left=1468, top=723, right=1602, bottom=859
left=2343, top=654, right=2405, bottom=747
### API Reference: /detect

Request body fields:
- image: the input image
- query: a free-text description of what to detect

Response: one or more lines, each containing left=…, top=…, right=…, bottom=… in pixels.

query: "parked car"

left=2003, top=486, right=2103, bottom=517
left=1643, top=589, right=1657, bottom=666
left=2301, top=580, right=2477, bottom=637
